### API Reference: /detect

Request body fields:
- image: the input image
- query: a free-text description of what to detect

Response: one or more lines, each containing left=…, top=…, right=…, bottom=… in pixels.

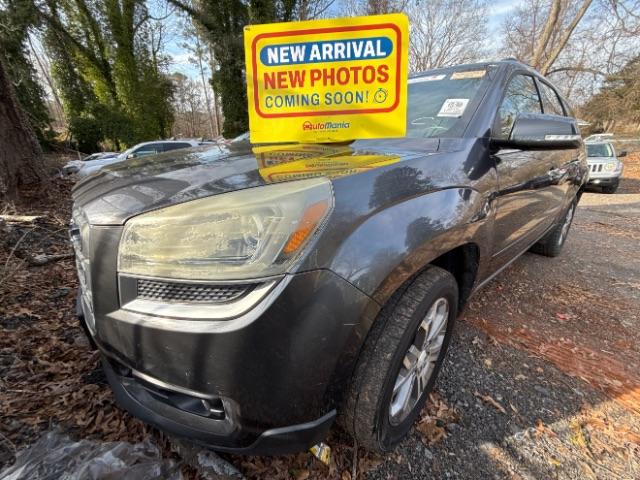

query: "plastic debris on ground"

left=0, top=430, right=182, bottom=480
left=309, top=442, right=332, bottom=465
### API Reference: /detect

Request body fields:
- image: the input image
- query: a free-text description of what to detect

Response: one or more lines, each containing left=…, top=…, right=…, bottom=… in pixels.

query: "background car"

left=62, top=152, right=118, bottom=177
left=585, top=140, right=626, bottom=193
left=76, top=140, right=210, bottom=178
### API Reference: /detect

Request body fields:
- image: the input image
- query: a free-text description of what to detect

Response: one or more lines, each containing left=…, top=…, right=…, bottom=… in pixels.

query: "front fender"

left=328, top=187, right=489, bottom=305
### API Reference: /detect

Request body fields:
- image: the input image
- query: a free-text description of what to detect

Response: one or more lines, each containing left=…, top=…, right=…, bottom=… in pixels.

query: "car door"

left=535, top=78, right=582, bottom=211
left=490, top=73, right=560, bottom=269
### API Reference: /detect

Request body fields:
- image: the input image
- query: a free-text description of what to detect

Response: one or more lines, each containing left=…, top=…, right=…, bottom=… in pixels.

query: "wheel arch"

left=430, top=242, right=480, bottom=311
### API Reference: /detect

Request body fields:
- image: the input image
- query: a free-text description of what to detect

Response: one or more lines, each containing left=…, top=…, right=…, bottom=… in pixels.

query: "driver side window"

left=497, top=75, right=542, bottom=139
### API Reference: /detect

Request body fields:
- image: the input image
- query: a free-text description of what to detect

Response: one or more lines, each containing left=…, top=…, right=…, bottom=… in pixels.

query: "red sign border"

left=250, top=23, right=403, bottom=119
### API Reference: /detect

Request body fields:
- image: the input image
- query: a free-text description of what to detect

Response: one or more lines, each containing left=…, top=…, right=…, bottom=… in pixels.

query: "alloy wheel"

left=389, top=297, right=449, bottom=425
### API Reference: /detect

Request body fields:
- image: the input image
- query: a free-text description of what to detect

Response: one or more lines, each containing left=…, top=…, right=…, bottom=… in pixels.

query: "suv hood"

left=72, top=139, right=444, bottom=225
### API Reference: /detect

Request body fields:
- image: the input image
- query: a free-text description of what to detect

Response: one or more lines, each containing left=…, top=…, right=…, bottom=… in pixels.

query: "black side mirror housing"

left=618, top=150, right=627, bottom=157
left=493, top=113, right=582, bottom=150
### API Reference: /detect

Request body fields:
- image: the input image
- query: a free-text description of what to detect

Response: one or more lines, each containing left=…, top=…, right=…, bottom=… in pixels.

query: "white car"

left=585, top=141, right=626, bottom=194
left=77, top=140, right=210, bottom=178
left=62, top=152, right=118, bottom=176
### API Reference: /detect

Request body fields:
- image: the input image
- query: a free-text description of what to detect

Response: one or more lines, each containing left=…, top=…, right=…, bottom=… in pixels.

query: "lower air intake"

left=137, top=279, right=253, bottom=303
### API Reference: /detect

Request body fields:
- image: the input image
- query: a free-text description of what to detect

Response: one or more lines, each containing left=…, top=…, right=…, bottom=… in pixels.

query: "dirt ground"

left=1, top=152, right=639, bottom=479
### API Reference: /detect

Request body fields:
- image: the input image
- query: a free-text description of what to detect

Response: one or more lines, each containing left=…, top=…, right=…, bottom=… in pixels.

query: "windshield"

left=406, top=66, right=493, bottom=139
left=587, top=143, right=614, bottom=157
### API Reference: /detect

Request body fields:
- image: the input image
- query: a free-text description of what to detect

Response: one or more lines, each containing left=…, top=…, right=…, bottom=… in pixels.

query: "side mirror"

left=618, top=150, right=627, bottom=158
left=127, top=153, right=137, bottom=159
left=493, top=113, right=582, bottom=150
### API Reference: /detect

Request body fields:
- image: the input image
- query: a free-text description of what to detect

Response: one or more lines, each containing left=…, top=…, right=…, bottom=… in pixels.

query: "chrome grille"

left=589, top=163, right=604, bottom=173
left=137, top=279, right=252, bottom=303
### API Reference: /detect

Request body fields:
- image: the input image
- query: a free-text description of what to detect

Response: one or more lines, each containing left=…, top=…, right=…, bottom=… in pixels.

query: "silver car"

left=76, top=140, right=210, bottom=178
left=585, top=141, right=626, bottom=194
left=62, top=152, right=119, bottom=176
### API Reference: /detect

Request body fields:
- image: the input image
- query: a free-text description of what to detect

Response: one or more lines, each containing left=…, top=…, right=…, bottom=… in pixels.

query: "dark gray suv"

left=71, top=60, right=587, bottom=454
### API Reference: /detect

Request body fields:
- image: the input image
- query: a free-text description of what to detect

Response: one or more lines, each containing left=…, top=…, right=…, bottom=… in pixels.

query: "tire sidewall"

left=374, top=275, right=458, bottom=450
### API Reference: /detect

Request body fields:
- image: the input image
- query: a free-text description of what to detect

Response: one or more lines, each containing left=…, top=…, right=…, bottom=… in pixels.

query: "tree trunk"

left=0, top=57, right=45, bottom=198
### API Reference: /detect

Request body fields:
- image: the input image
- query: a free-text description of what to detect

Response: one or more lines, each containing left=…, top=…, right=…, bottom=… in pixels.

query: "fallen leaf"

left=474, top=391, right=507, bottom=414
left=416, top=416, right=446, bottom=444
left=295, top=469, right=310, bottom=480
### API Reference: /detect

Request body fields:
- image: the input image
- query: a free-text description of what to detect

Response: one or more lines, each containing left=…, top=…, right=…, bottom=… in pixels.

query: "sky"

left=165, top=0, right=524, bottom=81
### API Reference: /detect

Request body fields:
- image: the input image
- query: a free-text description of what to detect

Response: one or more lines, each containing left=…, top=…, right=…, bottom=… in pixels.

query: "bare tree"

left=501, top=0, right=640, bottom=102
left=406, top=0, right=489, bottom=72
left=340, top=0, right=407, bottom=16
left=170, top=72, right=213, bottom=138
left=296, top=0, right=335, bottom=19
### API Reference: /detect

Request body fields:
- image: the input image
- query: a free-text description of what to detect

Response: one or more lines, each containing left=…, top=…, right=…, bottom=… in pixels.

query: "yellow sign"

left=244, top=14, right=409, bottom=143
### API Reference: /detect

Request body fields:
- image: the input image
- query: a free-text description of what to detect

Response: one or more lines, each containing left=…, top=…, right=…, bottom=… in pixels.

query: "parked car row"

left=63, top=139, right=216, bottom=179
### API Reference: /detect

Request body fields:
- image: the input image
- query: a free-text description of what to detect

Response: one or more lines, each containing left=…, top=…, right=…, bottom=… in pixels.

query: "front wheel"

left=530, top=198, right=577, bottom=257
left=341, top=266, right=458, bottom=453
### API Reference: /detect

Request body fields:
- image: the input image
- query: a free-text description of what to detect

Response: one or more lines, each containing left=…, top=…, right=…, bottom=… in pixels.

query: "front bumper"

left=79, top=268, right=379, bottom=454
left=101, top=355, right=336, bottom=454
left=586, top=175, right=620, bottom=187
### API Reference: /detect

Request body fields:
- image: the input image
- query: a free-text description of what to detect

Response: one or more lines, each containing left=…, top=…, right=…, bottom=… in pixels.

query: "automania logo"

left=302, top=121, right=350, bottom=131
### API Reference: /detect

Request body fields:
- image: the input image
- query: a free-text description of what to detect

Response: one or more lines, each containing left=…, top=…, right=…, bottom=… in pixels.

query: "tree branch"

left=540, top=0, right=593, bottom=74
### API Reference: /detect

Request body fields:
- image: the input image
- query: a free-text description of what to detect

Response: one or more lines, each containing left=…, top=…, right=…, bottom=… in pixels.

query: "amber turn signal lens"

left=282, top=200, right=329, bottom=255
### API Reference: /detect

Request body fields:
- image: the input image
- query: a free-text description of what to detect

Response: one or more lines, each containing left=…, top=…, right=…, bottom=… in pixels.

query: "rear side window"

left=537, top=81, right=565, bottom=116
left=163, top=142, right=192, bottom=152
left=497, top=74, right=542, bottom=138
left=134, top=143, right=163, bottom=156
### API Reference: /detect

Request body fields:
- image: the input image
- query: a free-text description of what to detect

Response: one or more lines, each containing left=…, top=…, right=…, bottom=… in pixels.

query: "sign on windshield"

left=244, top=14, right=409, bottom=143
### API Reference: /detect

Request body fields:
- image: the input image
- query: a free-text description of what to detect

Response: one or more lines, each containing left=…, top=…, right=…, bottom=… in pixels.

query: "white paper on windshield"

left=437, top=98, right=469, bottom=118
left=408, top=74, right=446, bottom=84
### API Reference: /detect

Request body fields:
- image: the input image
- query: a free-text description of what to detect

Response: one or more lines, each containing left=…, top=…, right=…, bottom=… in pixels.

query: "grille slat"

left=137, top=279, right=252, bottom=303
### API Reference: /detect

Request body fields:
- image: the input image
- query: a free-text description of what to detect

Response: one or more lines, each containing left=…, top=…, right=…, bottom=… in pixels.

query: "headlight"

left=604, top=162, right=616, bottom=171
left=118, top=178, right=334, bottom=281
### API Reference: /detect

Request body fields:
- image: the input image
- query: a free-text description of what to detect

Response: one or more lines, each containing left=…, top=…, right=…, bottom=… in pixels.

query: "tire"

left=530, top=198, right=577, bottom=257
left=602, top=182, right=619, bottom=194
left=341, top=266, right=458, bottom=453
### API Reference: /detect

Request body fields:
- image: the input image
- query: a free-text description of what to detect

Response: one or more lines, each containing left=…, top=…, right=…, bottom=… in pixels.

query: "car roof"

left=134, top=140, right=199, bottom=147
left=408, top=59, right=535, bottom=80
